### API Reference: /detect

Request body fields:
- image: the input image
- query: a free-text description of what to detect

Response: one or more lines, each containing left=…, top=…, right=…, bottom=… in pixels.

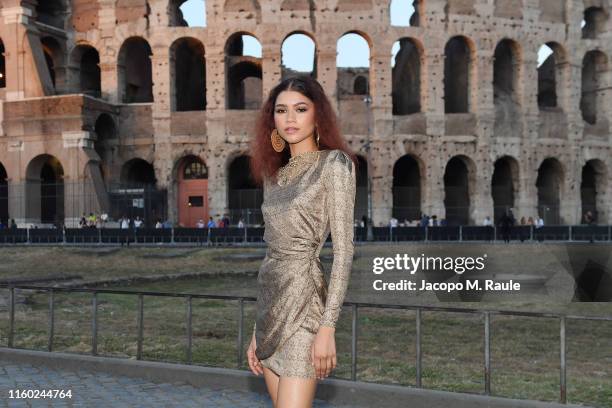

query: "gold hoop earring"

left=315, top=126, right=320, bottom=147
left=271, top=128, right=286, bottom=153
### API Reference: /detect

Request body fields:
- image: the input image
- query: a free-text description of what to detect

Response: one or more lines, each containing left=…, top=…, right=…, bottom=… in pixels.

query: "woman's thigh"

left=277, top=376, right=318, bottom=408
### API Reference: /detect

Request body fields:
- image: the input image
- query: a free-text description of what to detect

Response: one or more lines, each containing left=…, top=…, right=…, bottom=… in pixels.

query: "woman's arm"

left=320, top=150, right=357, bottom=328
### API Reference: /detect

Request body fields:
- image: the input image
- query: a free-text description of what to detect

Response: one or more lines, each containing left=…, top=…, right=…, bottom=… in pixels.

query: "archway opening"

left=536, top=158, right=563, bottom=225
left=393, top=155, right=421, bottom=222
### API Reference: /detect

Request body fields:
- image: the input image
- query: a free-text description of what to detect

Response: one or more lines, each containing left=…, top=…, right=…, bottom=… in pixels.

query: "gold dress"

left=253, top=149, right=356, bottom=379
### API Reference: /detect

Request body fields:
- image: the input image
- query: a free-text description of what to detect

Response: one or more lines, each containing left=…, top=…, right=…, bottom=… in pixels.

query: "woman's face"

left=273, top=90, right=316, bottom=145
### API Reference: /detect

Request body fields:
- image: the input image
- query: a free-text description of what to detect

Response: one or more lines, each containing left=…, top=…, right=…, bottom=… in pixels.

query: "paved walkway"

left=0, top=360, right=349, bottom=407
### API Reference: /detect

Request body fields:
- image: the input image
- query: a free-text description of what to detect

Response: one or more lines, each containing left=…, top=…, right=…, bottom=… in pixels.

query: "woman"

left=247, top=75, right=357, bottom=407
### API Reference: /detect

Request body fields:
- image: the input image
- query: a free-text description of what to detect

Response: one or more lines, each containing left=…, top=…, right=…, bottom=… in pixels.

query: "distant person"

left=483, top=216, right=493, bottom=227
left=134, top=216, right=143, bottom=229
left=206, top=217, right=216, bottom=228
left=155, top=219, right=163, bottom=229
left=196, top=219, right=205, bottom=229
left=238, top=218, right=245, bottom=228
left=10, top=219, right=17, bottom=229
left=120, top=216, right=130, bottom=229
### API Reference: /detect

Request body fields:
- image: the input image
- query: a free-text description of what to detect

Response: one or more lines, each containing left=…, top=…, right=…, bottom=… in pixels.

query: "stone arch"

left=281, top=31, right=317, bottom=80
left=225, top=33, right=263, bottom=109
left=491, top=156, right=520, bottom=224
left=120, top=158, right=157, bottom=186
left=392, top=154, right=423, bottom=222
left=582, top=6, right=609, bottom=39
left=494, top=39, right=522, bottom=137
left=25, top=154, right=65, bottom=225
left=444, top=155, right=477, bottom=225
left=444, top=36, right=475, bottom=113
left=224, top=0, right=260, bottom=12
left=171, top=37, right=206, bottom=111
left=70, top=44, right=101, bottom=97
left=392, top=37, right=423, bottom=115
left=581, top=159, right=607, bottom=223
left=337, top=32, right=371, bottom=105
left=118, top=37, right=153, bottom=103
left=580, top=50, right=608, bottom=125
left=536, top=157, right=564, bottom=225
left=537, top=42, right=568, bottom=110
left=227, top=154, right=262, bottom=225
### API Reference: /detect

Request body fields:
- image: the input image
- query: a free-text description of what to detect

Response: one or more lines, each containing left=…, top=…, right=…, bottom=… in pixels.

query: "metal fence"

left=0, top=225, right=610, bottom=245
left=1, top=284, right=610, bottom=404
left=0, top=181, right=167, bottom=229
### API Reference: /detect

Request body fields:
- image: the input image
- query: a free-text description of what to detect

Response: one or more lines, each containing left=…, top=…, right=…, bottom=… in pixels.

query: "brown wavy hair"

left=249, top=75, right=358, bottom=186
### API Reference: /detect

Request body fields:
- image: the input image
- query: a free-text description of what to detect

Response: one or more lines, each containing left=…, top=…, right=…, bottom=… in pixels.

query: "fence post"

left=8, top=287, right=14, bottom=348
left=48, top=290, right=55, bottom=352
left=530, top=225, right=534, bottom=242
left=569, top=225, right=573, bottom=242
left=137, top=294, right=144, bottom=360
left=351, top=304, right=358, bottom=381
left=186, top=296, right=192, bottom=365
left=26, top=228, right=30, bottom=244
left=560, top=316, right=567, bottom=403
left=91, top=292, right=98, bottom=356
left=484, top=311, right=491, bottom=395
left=459, top=225, right=463, bottom=242
left=98, top=228, right=102, bottom=245
left=416, top=308, right=422, bottom=388
left=237, top=299, right=244, bottom=368
left=171, top=227, right=175, bottom=245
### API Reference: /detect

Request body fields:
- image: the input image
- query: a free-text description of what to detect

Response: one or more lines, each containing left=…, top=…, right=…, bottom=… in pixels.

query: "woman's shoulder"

left=322, top=149, right=354, bottom=180
left=323, top=149, right=352, bottom=168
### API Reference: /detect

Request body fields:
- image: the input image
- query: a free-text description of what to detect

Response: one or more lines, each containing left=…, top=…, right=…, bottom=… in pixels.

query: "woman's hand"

left=247, top=332, right=264, bottom=376
left=311, top=326, right=337, bottom=379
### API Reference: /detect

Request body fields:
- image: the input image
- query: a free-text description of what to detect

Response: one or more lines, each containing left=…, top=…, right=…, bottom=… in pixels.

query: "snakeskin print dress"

left=253, top=148, right=356, bottom=379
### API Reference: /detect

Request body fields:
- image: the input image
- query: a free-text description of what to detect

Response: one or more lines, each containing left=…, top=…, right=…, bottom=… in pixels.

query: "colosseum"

left=0, top=0, right=610, bottom=228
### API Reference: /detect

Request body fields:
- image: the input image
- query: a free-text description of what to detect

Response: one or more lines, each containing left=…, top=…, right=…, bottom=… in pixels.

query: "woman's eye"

left=275, top=109, right=285, bottom=114
left=297, top=108, right=307, bottom=112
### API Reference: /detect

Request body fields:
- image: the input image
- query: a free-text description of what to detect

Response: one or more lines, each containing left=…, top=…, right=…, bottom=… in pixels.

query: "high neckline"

left=287, top=149, right=323, bottom=163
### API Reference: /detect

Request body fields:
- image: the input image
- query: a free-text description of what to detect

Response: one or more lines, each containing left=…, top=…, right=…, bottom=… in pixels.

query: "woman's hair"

left=249, top=75, right=357, bottom=186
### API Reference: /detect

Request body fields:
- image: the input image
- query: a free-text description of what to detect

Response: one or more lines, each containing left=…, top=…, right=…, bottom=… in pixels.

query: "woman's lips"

left=285, top=127, right=299, bottom=134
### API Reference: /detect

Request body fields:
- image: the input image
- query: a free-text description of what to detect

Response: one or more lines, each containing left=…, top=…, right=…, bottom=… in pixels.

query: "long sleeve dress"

left=253, top=148, right=356, bottom=379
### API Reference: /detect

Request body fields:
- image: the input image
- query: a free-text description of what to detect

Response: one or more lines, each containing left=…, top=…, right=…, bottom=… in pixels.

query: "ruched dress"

left=253, top=148, right=356, bottom=379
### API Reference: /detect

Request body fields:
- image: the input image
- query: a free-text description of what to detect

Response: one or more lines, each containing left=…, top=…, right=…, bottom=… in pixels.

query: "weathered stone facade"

left=0, top=0, right=611, bottom=227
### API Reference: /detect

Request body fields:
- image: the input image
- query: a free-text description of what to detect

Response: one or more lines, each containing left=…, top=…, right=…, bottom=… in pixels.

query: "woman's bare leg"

left=276, top=377, right=318, bottom=408
left=263, top=367, right=281, bottom=407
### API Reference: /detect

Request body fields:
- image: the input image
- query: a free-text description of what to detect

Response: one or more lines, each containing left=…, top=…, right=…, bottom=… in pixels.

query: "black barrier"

left=135, top=228, right=172, bottom=244
left=534, top=226, right=571, bottom=242
left=209, top=227, right=246, bottom=244
left=427, top=226, right=460, bottom=241
left=571, top=226, right=610, bottom=242
left=173, top=228, right=208, bottom=244
left=372, top=227, right=390, bottom=241
left=0, top=229, right=28, bottom=244
left=28, top=228, right=63, bottom=243
left=391, top=227, right=426, bottom=242
left=494, top=226, right=532, bottom=242
left=65, top=228, right=100, bottom=244
left=461, top=226, right=495, bottom=241
left=354, top=227, right=367, bottom=242
left=246, top=227, right=264, bottom=243
left=100, top=228, right=134, bottom=244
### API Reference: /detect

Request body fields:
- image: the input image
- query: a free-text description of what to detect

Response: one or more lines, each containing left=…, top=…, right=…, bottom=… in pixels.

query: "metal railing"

left=2, top=283, right=610, bottom=403
left=1, top=225, right=611, bottom=245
